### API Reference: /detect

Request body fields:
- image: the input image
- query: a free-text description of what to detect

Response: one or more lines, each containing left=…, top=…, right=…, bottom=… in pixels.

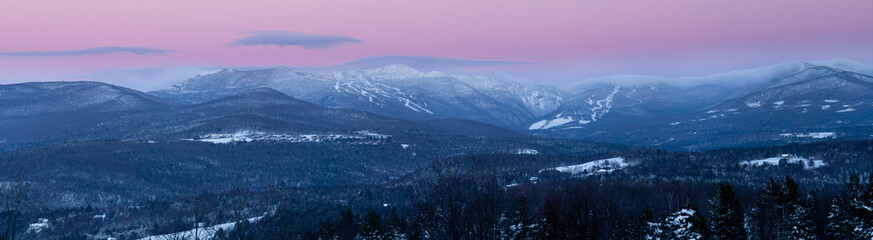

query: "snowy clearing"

left=740, top=156, right=826, bottom=169
left=515, top=148, right=540, bottom=155
left=138, top=217, right=262, bottom=240
left=779, top=132, right=835, bottom=139
left=541, top=157, right=630, bottom=175
left=189, top=131, right=389, bottom=145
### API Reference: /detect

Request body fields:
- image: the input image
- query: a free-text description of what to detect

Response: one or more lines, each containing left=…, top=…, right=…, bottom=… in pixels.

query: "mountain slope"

left=0, top=81, right=175, bottom=118
left=528, top=83, right=734, bottom=133
left=0, top=86, right=521, bottom=149
left=528, top=61, right=873, bottom=150
left=0, top=81, right=179, bottom=148
left=150, top=65, right=566, bottom=128
left=534, top=64, right=873, bottom=150
left=644, top=66, right=873, bottom=149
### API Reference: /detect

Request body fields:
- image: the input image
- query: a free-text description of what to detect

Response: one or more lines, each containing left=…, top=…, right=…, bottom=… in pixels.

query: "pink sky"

left=0, top=0, right=871, bottom=89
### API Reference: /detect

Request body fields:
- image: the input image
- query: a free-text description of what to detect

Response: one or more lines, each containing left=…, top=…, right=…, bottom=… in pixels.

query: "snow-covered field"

left=189, top=131, right=389, bottom=145
left=542, top=157, right=630, bottom=175
left=27, top=218, right=49, bottom=234
left=778, top=132, right=835, bottom=139
left=740, top=156, right=826, bottom=169
left=515, top=148, right=540, bottom=155
left=138, top=217, right=262, bottom=240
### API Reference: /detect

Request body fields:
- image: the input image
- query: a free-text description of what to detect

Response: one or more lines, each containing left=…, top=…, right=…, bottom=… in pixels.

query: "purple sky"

left=1, top=0, right=871, bottom=90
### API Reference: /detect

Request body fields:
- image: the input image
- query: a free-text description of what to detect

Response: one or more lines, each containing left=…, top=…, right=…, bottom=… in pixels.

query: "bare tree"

left=1, top=172, right=29, bottom=240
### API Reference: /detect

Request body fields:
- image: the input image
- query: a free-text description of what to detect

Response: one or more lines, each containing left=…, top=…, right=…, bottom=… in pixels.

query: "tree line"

left=215, top=169, right=872, bottom=240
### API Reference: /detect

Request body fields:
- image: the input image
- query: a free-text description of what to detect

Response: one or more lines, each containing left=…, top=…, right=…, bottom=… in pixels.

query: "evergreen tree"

left=337, top=208, right=358, bottom=240
left=825, top=174, right=873, bottom=239
left=636, top=207, right=655, bottom=240
left=755, top=176, right=804, bottom=239
left=709, top=182, right=745, bottom=240
left=318, top=220, right=338, bottom=240
left=824, top=197, right=851, bottom=240
left=649, top=208, right=704, bottom=240
left=745, top=205, right=763, bottom=240
left=512, top=196, right=532, bottom=240
left=789, top=192, right=819, bottom=240
left=408, top=204, right=435, bottom=240
left=360, top=207, right=384, bottom=240
left=386, top=208, right=406, bottom=240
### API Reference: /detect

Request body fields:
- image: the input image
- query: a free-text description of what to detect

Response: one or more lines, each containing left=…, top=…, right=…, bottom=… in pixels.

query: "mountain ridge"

left=150, top=64, right=567, bottom=128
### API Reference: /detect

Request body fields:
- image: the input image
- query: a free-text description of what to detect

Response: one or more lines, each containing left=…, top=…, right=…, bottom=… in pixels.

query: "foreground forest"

left=1, top=139, right=871, bottom=239
left=222, top=174, right=872, bottom=240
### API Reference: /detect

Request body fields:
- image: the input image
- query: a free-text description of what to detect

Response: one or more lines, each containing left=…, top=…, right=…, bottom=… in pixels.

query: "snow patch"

left=542, top=157, right=630, bottom=175
left=779, top=132, right=835, bottom=139
left=588, top=86, right=619, bottom=121
left=355, top=130, right=390, bottom=138
left=191, top=131, right=389, bottom=145
left=836, top=108, right=856, bottom=112
left=515, top=148, right=540, bottom=155
left=740, top=155, right=826, bottom=169
left=528, top=116, right=574, bottom=130
left=138, top=216, right=262, bottom=240
left=746, top=101, right=762, bottom=108
left=28, top=218, right=49, bottom=234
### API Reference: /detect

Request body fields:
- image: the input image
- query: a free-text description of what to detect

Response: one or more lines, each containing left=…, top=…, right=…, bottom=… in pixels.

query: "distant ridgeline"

left=1, top=60, right=870, bottom=151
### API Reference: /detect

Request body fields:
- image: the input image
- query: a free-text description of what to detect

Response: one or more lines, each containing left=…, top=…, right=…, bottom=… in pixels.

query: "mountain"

left=2, top=60, right=870, bottom=151
left=150, top=64, right=566, bottom=129
left=527, top=83, right=734, bottom=132
left=0, top=81, right=178, bottom=148
left=531, top=63, right=873, bottom=150
left=0, top=81, right=175, bottom=118
left=0, top=85, right=519, bottom=150
left=638, top=66, right=873, bottom=149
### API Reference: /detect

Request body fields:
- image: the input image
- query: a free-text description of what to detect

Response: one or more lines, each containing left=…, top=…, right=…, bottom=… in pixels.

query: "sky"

left=0, top=0, right=871, bottom=90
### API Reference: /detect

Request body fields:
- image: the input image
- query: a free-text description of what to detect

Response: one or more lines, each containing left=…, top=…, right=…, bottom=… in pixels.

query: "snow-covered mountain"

left=528, top=83, right=733, bottom=132
left=648, top=65, right=873, bottom=149
left=0, top=81, right=175, bottom=118
left=530, top=62, right=873, bottom=150
left=2, top=60, right=870, bottom=150
left=528, top=62, right=827, bottom=133
left=150, top=64, right=566, bottom=128
left=0, top=85, right=518, bottom=149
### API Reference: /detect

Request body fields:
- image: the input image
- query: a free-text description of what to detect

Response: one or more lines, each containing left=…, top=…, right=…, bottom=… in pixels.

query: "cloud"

left=334, top=55, right=529, bottom=71
left=230, top=31, right=362, bottom=49
left=0, top=46, right=176, bottom=57
left=69, top=66, right=219, bottom=91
